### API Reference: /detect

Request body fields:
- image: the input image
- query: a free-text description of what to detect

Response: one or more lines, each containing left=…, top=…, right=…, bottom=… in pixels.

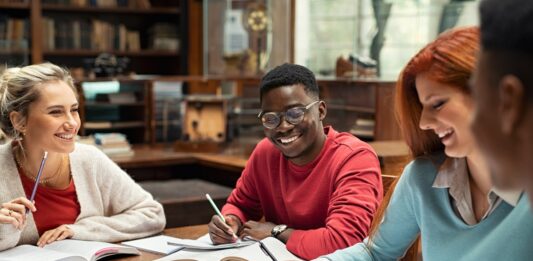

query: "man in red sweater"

left=208, top=63, right=383, bottom=260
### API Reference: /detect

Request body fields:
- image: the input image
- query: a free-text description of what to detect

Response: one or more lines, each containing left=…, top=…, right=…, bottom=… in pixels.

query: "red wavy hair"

left=396, top=26, right=479, bottom=158
left=369, top=26, right=480, bottom=244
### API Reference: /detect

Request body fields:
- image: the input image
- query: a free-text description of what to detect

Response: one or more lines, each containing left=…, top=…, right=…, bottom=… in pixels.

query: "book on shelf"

left=94, top=92, right=137, bottom=104
left=83, top=121, right=112, bottom=129
left=93, top=132, right=127, bottom=144
left=0, top=239, right=139, bottom=261
left=93, top=132, right=134, bottom=157
left=41, top=17, right=141, bottom=52
left=148, top=23, right=179, bottom=51
left=350, top=118, right=375, bottom=139
left=0, top=17, right=29, bottom=51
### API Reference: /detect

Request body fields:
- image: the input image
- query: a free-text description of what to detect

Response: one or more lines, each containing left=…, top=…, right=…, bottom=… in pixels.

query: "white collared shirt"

left=432, top=157, right=521, bottom=225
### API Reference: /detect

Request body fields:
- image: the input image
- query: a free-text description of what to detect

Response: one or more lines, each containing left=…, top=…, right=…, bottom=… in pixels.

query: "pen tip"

left=43, top=151, right=48, bottom=158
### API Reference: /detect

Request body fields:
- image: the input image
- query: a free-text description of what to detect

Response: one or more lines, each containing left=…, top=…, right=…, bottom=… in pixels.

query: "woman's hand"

left=0, top=197, right=36, bottom=230
left=37, top=224, right=73, bottom=247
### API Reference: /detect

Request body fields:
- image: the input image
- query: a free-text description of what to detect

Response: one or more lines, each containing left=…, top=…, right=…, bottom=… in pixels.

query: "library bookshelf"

left=0, top=0, right=187, bottom=76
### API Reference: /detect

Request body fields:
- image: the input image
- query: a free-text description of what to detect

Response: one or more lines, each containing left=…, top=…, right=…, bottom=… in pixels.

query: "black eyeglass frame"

left=257, top=100, right=321, bottom=129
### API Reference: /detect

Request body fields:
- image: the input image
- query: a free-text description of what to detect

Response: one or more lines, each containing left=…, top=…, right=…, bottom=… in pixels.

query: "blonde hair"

left=0, top=63, right=76, bottom=139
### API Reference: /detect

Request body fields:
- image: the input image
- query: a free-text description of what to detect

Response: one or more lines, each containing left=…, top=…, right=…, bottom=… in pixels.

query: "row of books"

left=43, top=0, right=151, bottom=8
left=153, top=81, right=183, bottom=142
left=0, top=16, right=29, bottom=50
left=42, top=17, right=142, bottom=51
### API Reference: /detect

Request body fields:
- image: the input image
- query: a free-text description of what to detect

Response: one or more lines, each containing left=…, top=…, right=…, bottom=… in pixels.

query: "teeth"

left=436, top=129, right=453, bottom=138
left=280, top=136, right=299, bottom=144
left=56, top=133, right=73, bottom=140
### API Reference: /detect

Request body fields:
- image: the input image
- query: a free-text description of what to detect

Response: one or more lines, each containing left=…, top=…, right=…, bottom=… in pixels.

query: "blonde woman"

left=0, top=63, right=165, bottom=251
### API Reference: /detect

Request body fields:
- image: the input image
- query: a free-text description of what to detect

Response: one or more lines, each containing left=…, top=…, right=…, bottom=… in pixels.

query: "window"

left=295, top=0, right=479, bottom=80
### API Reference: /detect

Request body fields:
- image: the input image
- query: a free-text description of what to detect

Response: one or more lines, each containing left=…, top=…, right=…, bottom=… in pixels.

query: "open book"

left=0, top=239, right=140, bottom=261
left=155, top=234, right=303, bottom=261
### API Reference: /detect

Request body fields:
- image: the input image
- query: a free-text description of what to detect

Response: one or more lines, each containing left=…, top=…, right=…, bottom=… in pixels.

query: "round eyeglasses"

left=257, top=100, right=321, bottom=129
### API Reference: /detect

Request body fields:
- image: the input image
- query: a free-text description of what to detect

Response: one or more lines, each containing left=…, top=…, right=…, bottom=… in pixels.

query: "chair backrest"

left=382, top=174, right=398, bottom=195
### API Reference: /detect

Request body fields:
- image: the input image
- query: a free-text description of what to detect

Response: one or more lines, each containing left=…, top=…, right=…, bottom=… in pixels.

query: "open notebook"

left=0, top=239, right=139, bottom=261
left=156, top=234, right=303, bottom=261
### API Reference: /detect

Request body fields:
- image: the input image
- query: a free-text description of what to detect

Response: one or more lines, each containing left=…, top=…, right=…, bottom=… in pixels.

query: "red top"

left=222, top=126, right=383, bottom=260
left=19, top=169, right=80, bottom=235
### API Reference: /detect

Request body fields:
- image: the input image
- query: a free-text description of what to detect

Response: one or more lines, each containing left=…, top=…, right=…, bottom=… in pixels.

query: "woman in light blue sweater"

left=317, top=27, right=525, bottom=261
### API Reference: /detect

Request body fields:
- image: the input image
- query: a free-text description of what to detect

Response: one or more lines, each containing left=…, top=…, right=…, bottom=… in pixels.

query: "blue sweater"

left=463, top=194, right=533, bottom=260
left=324, top=155, right=519, bottom=261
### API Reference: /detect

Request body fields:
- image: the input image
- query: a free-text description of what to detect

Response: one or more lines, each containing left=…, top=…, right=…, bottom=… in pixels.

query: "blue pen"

left=26, top=151, right=48, bottom=214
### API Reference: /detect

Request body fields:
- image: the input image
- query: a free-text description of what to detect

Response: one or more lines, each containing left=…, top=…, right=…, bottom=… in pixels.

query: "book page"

left=122, top=235, right=184, bottom=255
left=44, top=239, right=139, bottom=261
left=261, top=237, right=303, bottom=261
left=166, top=234, right=255, bottom=250
left=0, top=244, right=85, bottom=261
left=155, top=237, right=303, bottom=261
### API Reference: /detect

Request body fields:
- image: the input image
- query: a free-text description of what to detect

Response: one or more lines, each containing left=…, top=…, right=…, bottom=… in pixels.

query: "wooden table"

left=119, top=225, right=209, bottom=261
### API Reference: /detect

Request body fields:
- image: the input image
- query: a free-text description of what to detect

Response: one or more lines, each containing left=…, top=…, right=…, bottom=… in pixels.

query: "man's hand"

left=241, top=220, right=276, bottom=240
left=208, top=214, right=241, bottom=244
left=37, top=224, right=73, bottom=247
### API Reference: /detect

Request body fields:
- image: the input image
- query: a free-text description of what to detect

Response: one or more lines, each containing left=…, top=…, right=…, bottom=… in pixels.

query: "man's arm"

left=286, top=150, right=383, bottom=260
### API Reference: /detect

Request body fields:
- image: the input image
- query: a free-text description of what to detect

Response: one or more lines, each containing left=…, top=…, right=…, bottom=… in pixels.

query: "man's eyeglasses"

left=258, top=100, right=321, bottom=129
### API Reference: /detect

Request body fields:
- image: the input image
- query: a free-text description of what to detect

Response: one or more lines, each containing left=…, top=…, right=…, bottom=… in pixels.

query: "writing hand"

left=37, top=224, right=73, bottom=247
left=0, top=197, right=36, bottom=230
left=208, top=214, right=241, bottom=244
left=241, top=220, right=275, bottom=241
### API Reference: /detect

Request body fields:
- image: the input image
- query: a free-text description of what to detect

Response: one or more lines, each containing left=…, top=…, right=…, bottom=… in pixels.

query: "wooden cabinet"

left=0, top=0, right=187, bottom=76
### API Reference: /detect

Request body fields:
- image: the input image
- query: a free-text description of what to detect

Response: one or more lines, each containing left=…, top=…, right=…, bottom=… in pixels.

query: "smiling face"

left=261, top=84, right=326, bottom=165
left=416, top=72, right=475, bottom=158
left=22, top=80, right=80, bottom=154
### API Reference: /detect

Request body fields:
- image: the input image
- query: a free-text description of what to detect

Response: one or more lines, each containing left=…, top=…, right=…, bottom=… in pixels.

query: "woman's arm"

left=323, top=162, right=422, bottom=261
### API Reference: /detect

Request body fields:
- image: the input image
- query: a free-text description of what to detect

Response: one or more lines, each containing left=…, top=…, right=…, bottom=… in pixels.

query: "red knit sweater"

left=222, top=126, right=383, bottom=259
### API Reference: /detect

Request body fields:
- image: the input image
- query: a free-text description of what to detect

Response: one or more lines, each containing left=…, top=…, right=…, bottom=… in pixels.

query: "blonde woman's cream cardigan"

left=0, top=142, right=166, bottom=251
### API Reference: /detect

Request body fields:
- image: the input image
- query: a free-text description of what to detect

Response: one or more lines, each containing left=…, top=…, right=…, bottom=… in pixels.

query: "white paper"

left=166, top=234, right=254, bottom=250
left=122, top=235, right=184, bottom=255
left=156, top=236, right=303, bottom=261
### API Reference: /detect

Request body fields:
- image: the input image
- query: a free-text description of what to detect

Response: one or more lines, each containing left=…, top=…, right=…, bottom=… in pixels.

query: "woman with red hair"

left=316, top=26, right=522, bottom=260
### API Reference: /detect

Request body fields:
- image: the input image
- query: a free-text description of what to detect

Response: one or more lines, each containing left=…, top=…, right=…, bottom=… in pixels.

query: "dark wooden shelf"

left=0, top=2, right=30, bottom=10
left=327, top=103, right=375, bottom=114
left=84, top=101, right=145, bottom=106
left=84, top=121, right=145, bottom=130
left=0, top=49, right=29, bottom=55
left=155, top=120, right=180, bottom=126
left=44, top=49, right=179, bottom=57
left=41, top=4, right=179, bottom=15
